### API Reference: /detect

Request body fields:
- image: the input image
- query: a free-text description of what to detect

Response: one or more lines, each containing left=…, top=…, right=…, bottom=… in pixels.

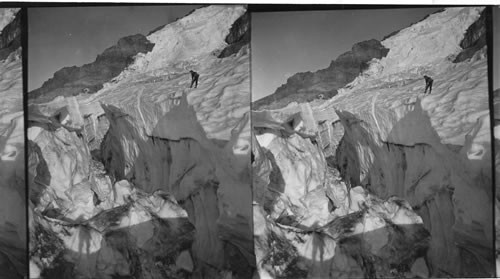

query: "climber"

left=189, top=70, right=199, bottom=88
left=423, top=75, right=433, bottom=94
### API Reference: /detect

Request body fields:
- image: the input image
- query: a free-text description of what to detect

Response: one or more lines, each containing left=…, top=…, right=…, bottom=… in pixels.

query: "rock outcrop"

left=0, top=9, right=20, bottom=62
left=218, top=11, right=249, bottom=58
left=253, top=39, right=389, bottom=110
left=453, top=8, right=487, bottom=63
left=29, top=34, right=155, bottom=103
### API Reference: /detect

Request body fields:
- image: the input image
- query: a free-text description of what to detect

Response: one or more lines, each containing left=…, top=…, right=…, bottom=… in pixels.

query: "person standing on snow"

left=190, top=70, right=199, bottom=88
left=423, top=75, right=433, bottom=94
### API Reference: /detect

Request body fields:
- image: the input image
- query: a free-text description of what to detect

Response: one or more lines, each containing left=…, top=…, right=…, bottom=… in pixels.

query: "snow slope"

left=331, top=7, right=488, bottom=147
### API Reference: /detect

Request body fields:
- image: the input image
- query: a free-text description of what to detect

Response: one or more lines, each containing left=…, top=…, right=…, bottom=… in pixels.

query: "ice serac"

left=0, top=8, right=25, bottom=278
left=28, top=5, right=253, bottom=278
left=252, top=125, right=431, bottom=278
left=253, top=6, right=493, bottom=278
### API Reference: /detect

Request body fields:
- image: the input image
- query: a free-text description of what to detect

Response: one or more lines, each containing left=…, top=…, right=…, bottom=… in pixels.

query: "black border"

left=20, top=7, right=28, bottom=278
left=248, top=3, right=486, bottom=12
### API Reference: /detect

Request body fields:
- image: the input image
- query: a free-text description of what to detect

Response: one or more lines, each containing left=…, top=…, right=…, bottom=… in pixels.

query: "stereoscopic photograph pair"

left=0, top=4, right=497, bottom=279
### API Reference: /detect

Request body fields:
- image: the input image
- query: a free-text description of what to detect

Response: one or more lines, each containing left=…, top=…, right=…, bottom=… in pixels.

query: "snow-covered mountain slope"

left=0, top=8, right=25, bottom=279
left=82, top=5, right=249, bottom=140
left=330, top=7, right=488, bottom=146
left=353, top=7, right=483, bottom=79
left=28, top=5, right=253, bottom=278
left=253, top=6, right=493, bottom=278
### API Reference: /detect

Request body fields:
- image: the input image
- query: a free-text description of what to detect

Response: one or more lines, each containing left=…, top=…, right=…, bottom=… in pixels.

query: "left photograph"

left=27, top=5, right=253, bottom=278
left=0, top=8, right=26, bottom=279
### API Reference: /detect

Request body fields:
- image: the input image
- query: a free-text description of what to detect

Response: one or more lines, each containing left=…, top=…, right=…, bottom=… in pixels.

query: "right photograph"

left=251, top=6, right=494, bottom=278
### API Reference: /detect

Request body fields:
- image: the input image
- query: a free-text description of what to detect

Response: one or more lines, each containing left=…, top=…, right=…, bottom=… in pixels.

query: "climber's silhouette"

left=423, top=75, right=433, bottom=94
left=190, top=70, right=199, bottom=88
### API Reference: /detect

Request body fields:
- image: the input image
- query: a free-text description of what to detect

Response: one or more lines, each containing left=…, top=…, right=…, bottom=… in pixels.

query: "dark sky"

left=251, top=7, right=442, bottom=101
left=494, top=7, right=499, bottom=90
left=28, top=5, right=201, bottom=91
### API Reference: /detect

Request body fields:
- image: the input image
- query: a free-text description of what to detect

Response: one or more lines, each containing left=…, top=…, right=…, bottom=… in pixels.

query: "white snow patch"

left=255, top=133, right=277, bottom=149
